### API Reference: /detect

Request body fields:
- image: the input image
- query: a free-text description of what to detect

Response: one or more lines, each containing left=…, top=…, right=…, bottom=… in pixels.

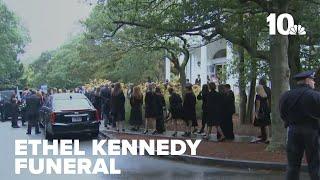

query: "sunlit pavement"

left=0, top=121, right=309, bottom=180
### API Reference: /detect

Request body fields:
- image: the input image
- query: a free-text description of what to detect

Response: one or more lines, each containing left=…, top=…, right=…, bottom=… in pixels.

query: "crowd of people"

left=83, top=78, right=272, bottom=142
left=1, top=77, right=272, bottom=143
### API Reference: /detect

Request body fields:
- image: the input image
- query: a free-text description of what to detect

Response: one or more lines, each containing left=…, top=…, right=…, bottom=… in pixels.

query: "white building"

left=165, top=38, right=236, bottom=87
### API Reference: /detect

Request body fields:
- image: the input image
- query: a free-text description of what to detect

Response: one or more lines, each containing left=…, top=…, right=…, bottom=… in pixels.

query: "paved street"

left=0, top=121, right=308, bottom=180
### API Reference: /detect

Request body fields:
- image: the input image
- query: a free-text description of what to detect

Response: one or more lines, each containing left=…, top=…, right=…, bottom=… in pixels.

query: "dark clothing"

left=145, top=91, right=156, bottom=118
left=195, top=78, right=201, bottom=85
left=155, top=93, right=166, bottom=133
left=110, top=92, right=125, bottom=122
left=206, top=91, right=223, bottom=126
left=100, top=87, right=111, bottom=126
left=254, top=95, right=271, bottom=127
left=100, top=87, right=111, bottom=113
left=169, top=93, right=183, bottom=119
left=197, top=90, right=209, bottom=129
left=279, top=84, right=320, bottom=180
left=286, top=126, right=319, bottom=180
left=0, top=99, right=5, bottom=121
left=129, top=96, right=143, bottom=126
left=26, top=94, right=41, bottom=134
left=183, top=92, right=197, bottom=126
left=92, top=94, right=102, bottom=113
left=279, top=84, right=320, bottom=129
left=9, top=101, right=19, bottom=127
left=221, top=90, right=235, bottom=139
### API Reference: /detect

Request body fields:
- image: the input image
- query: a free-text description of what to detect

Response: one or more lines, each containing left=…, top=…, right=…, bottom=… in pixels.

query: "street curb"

left=153, top=154, right=306, bottom=172
left=99, top=129, right=254, bottom=143
left=99, top=130, right=308, bottom=172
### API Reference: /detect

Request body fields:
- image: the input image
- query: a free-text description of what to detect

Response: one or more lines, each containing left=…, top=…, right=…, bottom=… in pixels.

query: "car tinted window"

left=53, top=98, right=92, bottom=110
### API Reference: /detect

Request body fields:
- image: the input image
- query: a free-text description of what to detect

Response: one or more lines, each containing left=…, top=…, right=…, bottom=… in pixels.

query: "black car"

left=40, top=93, right=101, bottom=139
left=0, top=90, right=16, bottom=121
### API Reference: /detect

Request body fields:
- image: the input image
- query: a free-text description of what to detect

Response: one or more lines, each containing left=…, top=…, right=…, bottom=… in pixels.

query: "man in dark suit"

left=26, top=90, right=42, bottom=135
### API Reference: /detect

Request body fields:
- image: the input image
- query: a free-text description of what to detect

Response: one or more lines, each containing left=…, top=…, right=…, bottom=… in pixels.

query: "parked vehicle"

left=40, top=93, right=101, bottom=139
left=0, top=90, right=16, bottom=121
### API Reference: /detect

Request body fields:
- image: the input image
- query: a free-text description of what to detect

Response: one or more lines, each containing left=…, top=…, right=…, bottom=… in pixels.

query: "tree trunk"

left=267, top=33, right=290, bottom=151
left=179, top=68, right=187, bottom=96
left=246, top=59, right=257, bottom=124
left=288, top=36, right=301, bottom=89
left=238, top=46, right=248, bottom=124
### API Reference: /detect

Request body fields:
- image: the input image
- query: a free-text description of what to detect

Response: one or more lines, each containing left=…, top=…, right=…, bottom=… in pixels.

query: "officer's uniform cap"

left=294, top=70, right=315, bottom=80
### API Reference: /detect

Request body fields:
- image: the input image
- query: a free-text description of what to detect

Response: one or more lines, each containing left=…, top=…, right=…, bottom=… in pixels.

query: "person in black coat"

left=219, top=84, right=235, bottom=140
left=26, top=90, right=41, bottom=135
left=197, top=84, right=209, bottom=134
left=182, top=83, right=197, bottom=137
left=110, top=83, right=126, bottom=132
left=153, top=87, right=166, bottom=134
left=204, top=82, right=225, bottom=141
left=143, top=83, right=156, bottom=134
left=92, top=87, right=102, bottom=119
left=9, top=95, right=20, bottom=128
left=167, top=87, right=183, bottom=137
left=100, top=84, right=111, bottom=128
left=129, top=86, right=143, bottom=131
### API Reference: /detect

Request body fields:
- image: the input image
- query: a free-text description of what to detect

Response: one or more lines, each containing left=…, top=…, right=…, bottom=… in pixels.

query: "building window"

left=213, top=49, right=226, bottom=59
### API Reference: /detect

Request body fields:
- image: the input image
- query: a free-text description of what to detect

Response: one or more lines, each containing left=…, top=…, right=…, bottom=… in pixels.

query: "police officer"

left=279, top=70, right=320, bottom=180
left=26, top=90, right=42, bottom=135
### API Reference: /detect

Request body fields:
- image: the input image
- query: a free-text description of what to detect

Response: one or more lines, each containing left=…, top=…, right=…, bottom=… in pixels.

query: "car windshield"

left=53, top=98, right=92, bottom=110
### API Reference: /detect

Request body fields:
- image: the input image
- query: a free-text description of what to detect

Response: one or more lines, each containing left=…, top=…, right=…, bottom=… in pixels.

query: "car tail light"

left=95, top=110, right=101, bottom=121
left=50, top=112, right=56, bottom=124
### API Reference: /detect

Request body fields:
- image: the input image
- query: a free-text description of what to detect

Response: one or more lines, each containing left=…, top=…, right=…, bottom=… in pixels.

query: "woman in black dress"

left=167, top=87, right=183, bottom=137
left=144, top=83, right=156, bottom=134
left=110, top=83, right=126, bottom=132
left=253, top=85, right=271, bottom=143
left=153, top=87, right=166, bottom=134
left=220, top=84, right=235, bottom=140
left=182, top=84, right=197, bottom=137
left=129, top=86, right=143, bottom=131
left=197, top=84, right=209, bottom=134
left=204, top=82, right=225, bottom=141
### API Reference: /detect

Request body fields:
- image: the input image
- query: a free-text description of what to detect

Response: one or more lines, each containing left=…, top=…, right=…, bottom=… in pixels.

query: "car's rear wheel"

left=44, top=123, right=53, bottom=140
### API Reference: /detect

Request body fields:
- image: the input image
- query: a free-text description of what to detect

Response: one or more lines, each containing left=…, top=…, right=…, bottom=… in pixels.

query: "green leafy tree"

left=0, top=0, right=29, bottom=88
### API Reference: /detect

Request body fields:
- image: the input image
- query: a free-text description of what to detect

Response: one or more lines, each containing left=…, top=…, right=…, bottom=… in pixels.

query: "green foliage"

left=0, top=0, right=29, bottom=88
left=27, top=35, right=164, bottom=88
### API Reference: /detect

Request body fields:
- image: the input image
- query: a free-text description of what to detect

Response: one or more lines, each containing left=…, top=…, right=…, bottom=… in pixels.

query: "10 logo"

left=267, top=13, right=306, bottom=35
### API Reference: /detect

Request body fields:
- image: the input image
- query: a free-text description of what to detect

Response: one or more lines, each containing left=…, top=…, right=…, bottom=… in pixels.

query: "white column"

left=200, top=45, right=208, bottom=86
left=165, top=57, right=171, bottom=81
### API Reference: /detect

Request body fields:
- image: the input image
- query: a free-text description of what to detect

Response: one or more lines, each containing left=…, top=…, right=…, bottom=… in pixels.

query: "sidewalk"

left=99, top=126, right=308, bottom=171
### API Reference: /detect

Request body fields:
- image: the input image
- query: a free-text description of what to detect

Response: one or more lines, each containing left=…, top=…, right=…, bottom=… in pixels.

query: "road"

left=0, top=121, right=309, bottom=180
